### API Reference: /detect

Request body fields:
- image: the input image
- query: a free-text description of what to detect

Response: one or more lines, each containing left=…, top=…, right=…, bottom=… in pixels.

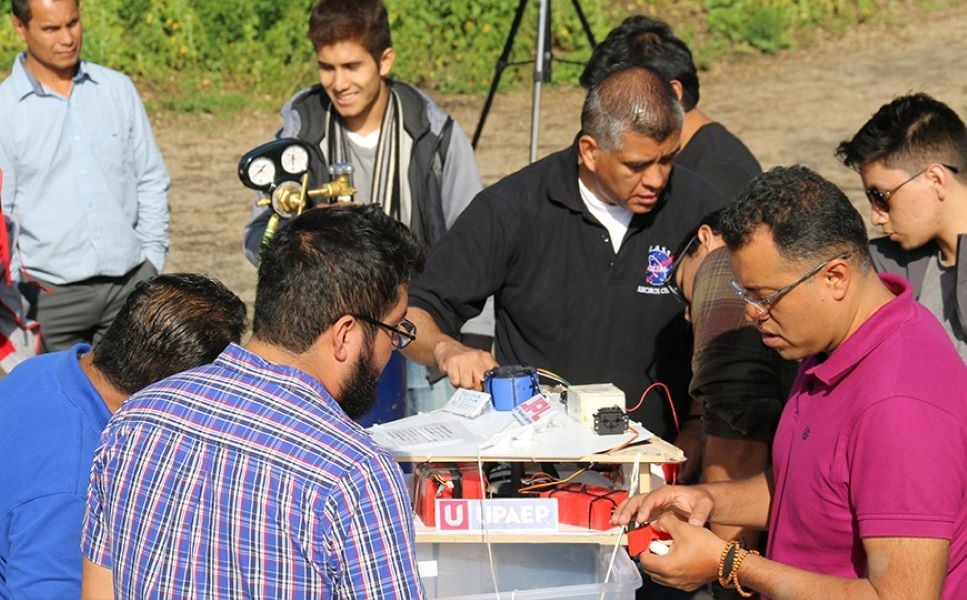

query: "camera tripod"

left=471, top=0, right=596, bottom=163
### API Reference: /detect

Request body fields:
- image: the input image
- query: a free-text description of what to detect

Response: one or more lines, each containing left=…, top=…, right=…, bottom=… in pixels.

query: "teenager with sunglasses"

left=837, top=93, right=967, bottom=361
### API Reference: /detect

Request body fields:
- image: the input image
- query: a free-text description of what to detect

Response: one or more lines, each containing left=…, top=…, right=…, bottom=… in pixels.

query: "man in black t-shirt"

left=581, top=15, right=761, bottom=202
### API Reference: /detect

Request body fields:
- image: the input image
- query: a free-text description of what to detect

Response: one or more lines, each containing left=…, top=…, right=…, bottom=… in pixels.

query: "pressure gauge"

left=247, top=157, right=276, bottom=187
left=281, top=144, right=310, bottom=175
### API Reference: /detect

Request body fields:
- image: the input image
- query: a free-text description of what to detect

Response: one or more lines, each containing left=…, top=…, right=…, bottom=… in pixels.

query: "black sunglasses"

left=865, top=163, right=959, bottom=213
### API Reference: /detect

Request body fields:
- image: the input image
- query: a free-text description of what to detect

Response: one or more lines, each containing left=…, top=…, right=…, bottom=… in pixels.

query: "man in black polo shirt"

left=404, top=66, right=724, bottom=440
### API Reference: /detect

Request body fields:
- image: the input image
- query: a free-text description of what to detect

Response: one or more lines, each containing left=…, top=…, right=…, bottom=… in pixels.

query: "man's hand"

left=637, top=514, right=727, bottom=592
left=673, top=417, right=706, bottom=482
left=404, top=307, right=497, bottom=390
left=611, top=484, right=715, bottom=528
left=433, top=338, right=498, bottom=390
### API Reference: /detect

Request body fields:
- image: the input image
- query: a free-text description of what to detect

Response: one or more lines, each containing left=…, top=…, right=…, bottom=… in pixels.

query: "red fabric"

left=0, top=332, right=14, bottom=360
left=414, top=463, right=487, bottom=527
left=0, top=170, right=10, bottom=285
left=541, top=483, right=628, bottom=530
left=0, top=168, right=16, bottom=362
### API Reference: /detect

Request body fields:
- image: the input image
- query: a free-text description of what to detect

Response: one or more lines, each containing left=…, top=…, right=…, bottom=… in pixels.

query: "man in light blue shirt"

left=0, top=0, right=169, bottom=352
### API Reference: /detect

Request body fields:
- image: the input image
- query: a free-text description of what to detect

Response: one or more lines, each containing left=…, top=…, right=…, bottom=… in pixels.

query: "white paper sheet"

left=368, top=410, right=653, bottom=460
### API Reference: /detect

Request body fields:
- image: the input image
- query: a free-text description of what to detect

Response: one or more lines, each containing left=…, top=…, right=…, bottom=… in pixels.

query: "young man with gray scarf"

left=243, top=0, right=488, bottom=414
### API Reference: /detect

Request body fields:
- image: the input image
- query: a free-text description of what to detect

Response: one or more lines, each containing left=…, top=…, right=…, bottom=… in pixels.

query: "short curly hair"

left=720, top=165, right=872, bottom=270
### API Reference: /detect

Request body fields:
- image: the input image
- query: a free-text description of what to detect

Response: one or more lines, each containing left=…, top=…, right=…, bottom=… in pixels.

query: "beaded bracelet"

left=717, top=541, right=740, bottom=588
left=716, top=540, right=759, bottom=597
left=732, top=548, right=760, bottom=598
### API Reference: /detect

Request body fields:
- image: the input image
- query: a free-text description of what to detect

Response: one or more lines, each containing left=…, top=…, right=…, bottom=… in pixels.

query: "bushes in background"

left=0, top=0, right=318, bottom=110
left=0, top=0, right=905, bottom=112
left=387, top=0, right=608, bottom=93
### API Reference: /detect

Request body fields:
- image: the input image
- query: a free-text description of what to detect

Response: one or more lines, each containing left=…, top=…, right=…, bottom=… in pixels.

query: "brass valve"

left=259, top=163, right=357, bottom=251
left=308, top=166, right=356, bottom=203
left=271, top=178, right=309, bottom=219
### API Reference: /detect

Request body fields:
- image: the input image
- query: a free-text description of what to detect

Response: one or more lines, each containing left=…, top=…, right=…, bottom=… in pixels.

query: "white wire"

left=472, top=422, right=539, bottom=598
left=475, top=431, right=506, bottom=599
left=599, top=452, right=642, bottom=600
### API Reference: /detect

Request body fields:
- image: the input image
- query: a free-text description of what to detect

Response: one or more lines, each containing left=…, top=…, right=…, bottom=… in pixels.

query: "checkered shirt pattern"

left=688, top=247, right=793, bottom=441
left=81, top=343, right=424, bottom=599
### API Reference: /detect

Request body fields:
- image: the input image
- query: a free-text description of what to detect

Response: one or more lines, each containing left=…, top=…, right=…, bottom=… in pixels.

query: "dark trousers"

left=21, top=261, right=157, bottom=352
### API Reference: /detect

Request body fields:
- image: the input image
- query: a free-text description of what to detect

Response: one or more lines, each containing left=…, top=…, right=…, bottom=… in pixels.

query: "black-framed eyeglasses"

left=864, top=163, right=959, bottom=213
left=729, top=252, right=851, bottom=319
left=665, top=235, right=698, bottom=307
left=354, top=315, right=417, bottom=349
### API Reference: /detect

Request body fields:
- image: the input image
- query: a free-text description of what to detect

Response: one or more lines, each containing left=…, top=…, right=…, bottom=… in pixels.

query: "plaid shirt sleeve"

left=689, top=249, right=794, bottom=441
left=80, top=429, right=115, bottom=569
left=322, top=452, right=424, bottom=599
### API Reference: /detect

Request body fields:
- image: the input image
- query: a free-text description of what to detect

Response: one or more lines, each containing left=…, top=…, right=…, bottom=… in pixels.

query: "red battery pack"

left=628, top=524, right=673, bottom=557
left=413, top=463, right=487, bottom=527
left=540, top=483, right=628, bottom=530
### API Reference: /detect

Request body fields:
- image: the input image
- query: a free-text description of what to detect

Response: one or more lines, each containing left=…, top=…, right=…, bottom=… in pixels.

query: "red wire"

left=625, top=382, right=680, bottom=434
left=625, top=382, right=682, bottom=485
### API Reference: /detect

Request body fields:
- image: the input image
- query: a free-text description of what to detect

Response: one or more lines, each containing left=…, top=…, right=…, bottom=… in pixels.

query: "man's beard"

left=339, top=339, right=383, bottom=420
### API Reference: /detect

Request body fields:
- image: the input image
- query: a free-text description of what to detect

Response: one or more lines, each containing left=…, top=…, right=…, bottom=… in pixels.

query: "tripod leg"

left=570, top=0, right=597, bottom=48
left=472, top=0, right=530, bottom=149
left=529, top=0, right=550, bottom=163
left=539, top=0, right=553, bottom=84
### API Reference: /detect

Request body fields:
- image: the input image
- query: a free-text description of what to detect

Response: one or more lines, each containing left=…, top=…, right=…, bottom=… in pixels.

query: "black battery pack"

left=593, top=406, right=628, bottom=435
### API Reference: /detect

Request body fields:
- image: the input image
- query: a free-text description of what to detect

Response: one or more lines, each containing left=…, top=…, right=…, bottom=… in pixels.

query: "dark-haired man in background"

left=837, top=93, right=967, bottom=361
left=0, top=273, right=246, bottom=598
left=84, top=204, right=426, bottom=598
left=243, top=0, right=488, bottom=417
left=581, top=15, right=760, bottom=201
left=615, top=166, right=967, bottom=600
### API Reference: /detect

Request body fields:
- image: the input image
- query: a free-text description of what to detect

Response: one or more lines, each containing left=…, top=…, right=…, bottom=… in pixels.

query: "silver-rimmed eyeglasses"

left=729, top=252, right=851, bottom=318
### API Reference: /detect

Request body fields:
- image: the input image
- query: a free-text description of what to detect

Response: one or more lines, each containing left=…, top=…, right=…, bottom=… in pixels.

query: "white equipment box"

left=565, top=383, right=626, bottom=425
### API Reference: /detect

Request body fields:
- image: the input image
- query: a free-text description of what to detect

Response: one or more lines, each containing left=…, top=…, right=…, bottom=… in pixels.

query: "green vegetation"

left=387, top=0, right=610, bottom=93
left=0, top=0, right=931, bottom=114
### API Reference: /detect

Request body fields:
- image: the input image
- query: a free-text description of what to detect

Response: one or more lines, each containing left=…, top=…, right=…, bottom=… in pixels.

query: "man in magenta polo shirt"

left=613, top=166, right=967, bottom=599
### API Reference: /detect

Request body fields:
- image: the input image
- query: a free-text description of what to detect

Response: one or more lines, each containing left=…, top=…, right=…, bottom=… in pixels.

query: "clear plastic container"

left=417, top=542, right=642, bottom=599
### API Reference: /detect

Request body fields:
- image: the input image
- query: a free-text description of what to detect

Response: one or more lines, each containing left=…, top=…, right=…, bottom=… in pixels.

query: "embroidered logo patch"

left=645, top=245, right=674, bottom=286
